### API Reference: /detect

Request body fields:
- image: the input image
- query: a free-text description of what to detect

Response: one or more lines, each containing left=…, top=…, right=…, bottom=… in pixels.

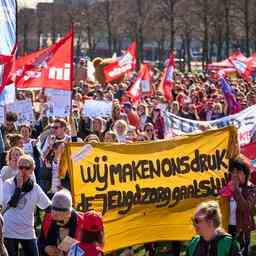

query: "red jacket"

left=39, top=210, right=83, bottom=255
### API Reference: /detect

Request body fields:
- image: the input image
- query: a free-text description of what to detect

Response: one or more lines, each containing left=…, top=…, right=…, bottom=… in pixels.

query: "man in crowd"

left=39, top=189, right=83, bottom=256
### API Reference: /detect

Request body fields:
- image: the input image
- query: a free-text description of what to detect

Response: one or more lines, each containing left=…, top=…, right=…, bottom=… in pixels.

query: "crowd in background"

left=0, top=62, right=256, bottom=256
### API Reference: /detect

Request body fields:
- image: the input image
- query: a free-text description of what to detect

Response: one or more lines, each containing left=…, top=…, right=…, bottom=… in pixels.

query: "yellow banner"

left=64, top=127, right=238, bottom=252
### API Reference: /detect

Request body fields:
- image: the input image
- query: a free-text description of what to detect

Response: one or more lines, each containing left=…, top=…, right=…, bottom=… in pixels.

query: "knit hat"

left=52, top=189, right=72, bottom=212
left=82, top=211, right=103, bottom=232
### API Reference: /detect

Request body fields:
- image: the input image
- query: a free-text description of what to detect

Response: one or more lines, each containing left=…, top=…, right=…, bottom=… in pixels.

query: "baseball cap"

left=82, top=211, right=103, bottom=232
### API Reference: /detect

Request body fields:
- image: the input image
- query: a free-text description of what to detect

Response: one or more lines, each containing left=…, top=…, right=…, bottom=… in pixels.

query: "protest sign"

left=82, top=100, right=112, bottom=118
left=6, top=99, right=35, bottom=125
left=62, top=127, right=237, bottom=252
left=165, top=104, right=256, bottom=146
left=45, top=88, right=71, bottom=117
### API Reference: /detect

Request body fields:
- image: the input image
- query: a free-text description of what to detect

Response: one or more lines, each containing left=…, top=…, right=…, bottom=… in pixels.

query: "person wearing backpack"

left=186, top=200, right=242, bottom=256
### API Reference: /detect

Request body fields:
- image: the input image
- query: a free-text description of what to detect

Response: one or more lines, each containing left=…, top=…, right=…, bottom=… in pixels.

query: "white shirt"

left=229, top=196, right=237, bottom=225
left=51, top=160, right=61, bottom=193
left=22, top=139, right=34, bottom=156
left=2, top=177, right=51, bottom=239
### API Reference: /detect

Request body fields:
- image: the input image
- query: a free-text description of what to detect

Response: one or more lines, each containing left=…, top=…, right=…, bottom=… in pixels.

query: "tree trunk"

left=36, top=19, right=42, bottom=50
left=136, top=0, right=144, bottom=64
left=105, top=0, right=113, bottom=56
left=224, top=0, right=230, bottom=58
left=186, top=34, right=191, bottom=72
left=244, top=0, right=250, bottom=56
left=23, top=23, right=28, bottom=54
left=202, top=0, right=209, bottom=69
left=209, top=39, right=215, bottom=63
left=216, top=28, right=223, bottom=61
left=169, top=0, right=175, bottom=51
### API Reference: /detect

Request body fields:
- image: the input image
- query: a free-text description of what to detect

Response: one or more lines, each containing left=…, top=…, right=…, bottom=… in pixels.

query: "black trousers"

left=4, top=238, right=39, bottom=256
left=228, top=225, right=250, bottom=256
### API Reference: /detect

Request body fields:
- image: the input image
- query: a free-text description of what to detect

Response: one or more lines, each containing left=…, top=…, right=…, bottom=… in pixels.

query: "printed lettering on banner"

left=62, top=127, right=237, bottom=252
left=165, top=104, right=256, bottom=146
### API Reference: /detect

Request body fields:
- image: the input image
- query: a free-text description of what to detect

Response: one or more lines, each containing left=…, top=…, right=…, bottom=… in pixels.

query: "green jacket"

left=186, top=234, right=241, bottom=256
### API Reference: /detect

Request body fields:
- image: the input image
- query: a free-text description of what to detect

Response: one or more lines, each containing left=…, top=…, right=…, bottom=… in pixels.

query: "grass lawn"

left=250, top=231, right=256, bottom=255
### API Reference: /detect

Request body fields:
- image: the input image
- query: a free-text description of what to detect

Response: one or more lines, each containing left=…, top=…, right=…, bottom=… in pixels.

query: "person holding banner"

left=40, top=119, right=79, bottom=158
left=226, top=158, right=256, bottom=256
left=186, top=201, right=241, bottom=256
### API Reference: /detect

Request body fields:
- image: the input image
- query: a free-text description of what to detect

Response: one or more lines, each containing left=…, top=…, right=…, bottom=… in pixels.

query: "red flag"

left=244, top=53, right=256, bottom=78
left=160, top=51, right=175, bottom=101
left=228, top=50, right=251, bottom=80
left=217, top=67, right=237, bottom=78
left=127, top=63, right=151, bottom=103
left=103, top=42, right=137, bottom=83
left=0, top=54, right=13, bottom=64
left=0, top=44, right=17, bottom=94
left=14, top=30, right=73, bottom=91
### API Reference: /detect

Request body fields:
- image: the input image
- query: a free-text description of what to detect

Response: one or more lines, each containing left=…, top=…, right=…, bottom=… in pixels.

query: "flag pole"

left=69, top=23, right=77, bottom=137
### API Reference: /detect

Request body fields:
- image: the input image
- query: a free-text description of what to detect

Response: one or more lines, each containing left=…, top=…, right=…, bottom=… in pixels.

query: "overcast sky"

left=18, top=0, right=53, bottom=9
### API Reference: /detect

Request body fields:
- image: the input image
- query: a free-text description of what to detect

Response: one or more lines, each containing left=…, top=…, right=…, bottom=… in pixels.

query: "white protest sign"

left=45, top=88, right=71, bottom=117
left=165, top=104, right=256, bottom=146
left=6, top=99, right=35, bottom=125
left=82, top=100, right=112, bottom=118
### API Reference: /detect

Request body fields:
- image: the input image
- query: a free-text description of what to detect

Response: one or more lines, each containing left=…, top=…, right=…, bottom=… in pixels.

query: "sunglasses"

left=52, top=126, right=61, bottom=129
left=18, top=165, right=31, bottom=170
left=146, top=129, right=153, bottom=132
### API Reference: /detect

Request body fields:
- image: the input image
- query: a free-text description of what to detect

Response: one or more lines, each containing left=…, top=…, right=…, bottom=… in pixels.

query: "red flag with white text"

left=160, top=51, right=175, bottom=101
left=127, top=63, right=151, bottom=103
left=103, top=42, right=137, bottom=83
left=14, top=30, right=73, bottom=91
left=0, top=44, right=17, bottom=94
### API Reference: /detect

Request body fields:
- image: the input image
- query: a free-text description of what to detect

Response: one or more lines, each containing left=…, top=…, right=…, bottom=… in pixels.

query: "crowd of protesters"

left=0, top=60, right=256, bottom=256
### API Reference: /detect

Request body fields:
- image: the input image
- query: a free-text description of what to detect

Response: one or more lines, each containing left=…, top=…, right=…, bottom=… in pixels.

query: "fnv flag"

left=103, top=42, right=137, bottom=83
left=14, top=30, right=74, bottom=91
left=228, top=51, right=251, bottom=80
left=160, top=51, right=175, bottom=101
left=127, top=63, right=152, bottom=103
left=0, top=0, right=17, bottom=104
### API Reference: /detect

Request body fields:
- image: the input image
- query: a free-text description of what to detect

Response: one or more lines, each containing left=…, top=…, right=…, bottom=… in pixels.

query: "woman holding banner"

left=186, top=201, right=241, bottom=256
left=226, top=158, right=256, bottom=256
